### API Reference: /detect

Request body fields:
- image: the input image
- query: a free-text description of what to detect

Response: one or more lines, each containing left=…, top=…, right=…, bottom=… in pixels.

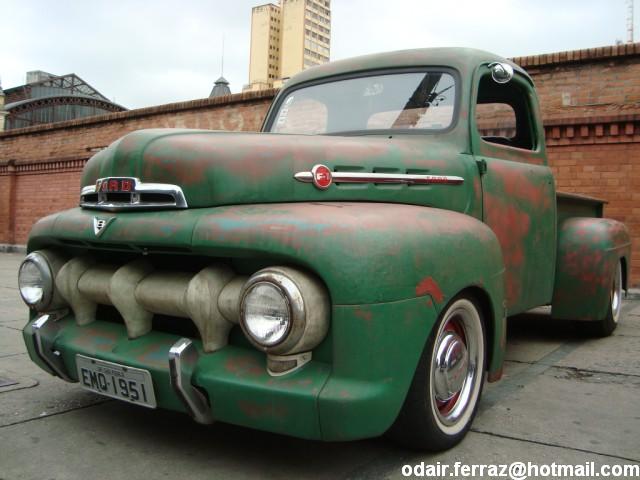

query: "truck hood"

left=81, top=129, right=478, bottom=214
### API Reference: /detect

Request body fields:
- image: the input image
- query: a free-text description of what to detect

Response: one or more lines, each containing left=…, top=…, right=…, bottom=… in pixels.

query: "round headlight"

left=18, top=252, right=54, bottom=310
left=239, top=267, right=329, bottom=358
left=241, top=282, right=291, bottom=346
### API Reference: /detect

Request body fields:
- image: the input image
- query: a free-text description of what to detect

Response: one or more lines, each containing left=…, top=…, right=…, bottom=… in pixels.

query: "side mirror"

left=488, top=62, right=514, bottom=84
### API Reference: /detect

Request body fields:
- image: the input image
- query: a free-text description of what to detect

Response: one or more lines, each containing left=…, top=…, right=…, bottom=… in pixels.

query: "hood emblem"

left=311, top=164, right=333, bottom=190
left=294, top=164, right=464, bottom=190
left=93, top=217, right=115, bottom=237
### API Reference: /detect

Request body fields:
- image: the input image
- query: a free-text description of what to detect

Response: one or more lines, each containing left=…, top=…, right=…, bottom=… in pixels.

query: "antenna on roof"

left=628, top=0, right=635, bottom=43
left=221, top=34, right=225, bottom=77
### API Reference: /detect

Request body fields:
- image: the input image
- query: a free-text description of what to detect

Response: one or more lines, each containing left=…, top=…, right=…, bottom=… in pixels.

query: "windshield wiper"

left=391, top=74, right=450, bottom=129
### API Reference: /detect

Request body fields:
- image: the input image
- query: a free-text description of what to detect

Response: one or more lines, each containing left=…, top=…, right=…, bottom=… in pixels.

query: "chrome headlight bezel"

left=239, top=266, right=330, bottom=360
left=239, top=270, right=305, bottom=352
left=18, top=252, right=55, bottom=311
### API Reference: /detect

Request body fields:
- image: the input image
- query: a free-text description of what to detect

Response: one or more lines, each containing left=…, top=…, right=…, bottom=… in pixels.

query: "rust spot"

left=224, top=355, right=263, bottom=377
left=129, top=342, right=168, bottom=368
left=338, top=389, right=353, bottom=399
left=353, top=308, right=373, bottom=322
left=266, top=377, right=314, bottom=389
left=238, top=400, right=287, bottom=419
left=72, top=326, right=119, bottom=352
left=488, top=366, right=503, bottom=383
left=415, top=276, right=444, bottom=303
left=484, top=193, right=531, bottom=306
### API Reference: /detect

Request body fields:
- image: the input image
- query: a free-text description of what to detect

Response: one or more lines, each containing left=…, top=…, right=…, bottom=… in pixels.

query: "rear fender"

left=552, top=218, right=631, bottom=321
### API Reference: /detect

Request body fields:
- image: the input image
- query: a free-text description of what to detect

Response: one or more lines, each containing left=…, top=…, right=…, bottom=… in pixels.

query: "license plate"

left=76, top=355, right=157, bottom=408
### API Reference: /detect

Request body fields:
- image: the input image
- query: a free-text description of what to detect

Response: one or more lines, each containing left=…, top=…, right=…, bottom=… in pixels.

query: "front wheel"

left=387, top=294, right=486, bottom=451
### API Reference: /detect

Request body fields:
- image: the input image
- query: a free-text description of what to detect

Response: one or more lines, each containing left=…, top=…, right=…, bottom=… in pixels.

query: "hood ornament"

left=294, top=164, right=464, bottom=190
left=93, top=217, right=115, bottom=237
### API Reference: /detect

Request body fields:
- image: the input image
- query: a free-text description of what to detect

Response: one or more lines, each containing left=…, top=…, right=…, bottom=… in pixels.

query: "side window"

left=272, top=97, right=328, bottom=134
left=475, top=74, right=535, bottom=150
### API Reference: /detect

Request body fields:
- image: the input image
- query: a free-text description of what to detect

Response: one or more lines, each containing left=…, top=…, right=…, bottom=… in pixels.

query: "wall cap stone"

left=0, top=89, right=279, bottom=139
left=512, top=43, right=640, bottom=69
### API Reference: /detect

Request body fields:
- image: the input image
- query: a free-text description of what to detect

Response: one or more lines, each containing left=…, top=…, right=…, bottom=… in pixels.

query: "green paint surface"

left=552, top=218, right=631, bottom=321
left=21, top=47, right=632, bottom=441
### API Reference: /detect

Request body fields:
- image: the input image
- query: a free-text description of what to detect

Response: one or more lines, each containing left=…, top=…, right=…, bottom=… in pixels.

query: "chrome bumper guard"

left=168, top=338, right=214, bottom=424
left=31, top=314, right=75, bottom=382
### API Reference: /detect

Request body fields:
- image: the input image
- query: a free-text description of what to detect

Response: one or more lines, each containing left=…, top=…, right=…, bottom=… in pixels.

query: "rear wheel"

left=387, top=294, right=486, bottom=451
left=588, top=260, right=623, bottom=337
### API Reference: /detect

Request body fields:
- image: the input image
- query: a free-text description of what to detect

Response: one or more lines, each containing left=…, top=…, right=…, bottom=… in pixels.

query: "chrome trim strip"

left=81, top=185, right=96, bottom=196
left=294, top=168, right=464, bottom=186
left=80, top=177, right=188, bottom=211
left=294, top=172, right=314, bottom=182
left=239, top=270, right=305, bottom=352
left=32, top=314, right=74, bottom=382
left=168, top=338, right=214, bottom=425
left=81, top=201, right=185, bottom=212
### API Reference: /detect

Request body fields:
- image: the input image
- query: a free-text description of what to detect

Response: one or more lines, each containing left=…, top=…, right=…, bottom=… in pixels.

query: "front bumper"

left=23, top=296, right=438, bottom=441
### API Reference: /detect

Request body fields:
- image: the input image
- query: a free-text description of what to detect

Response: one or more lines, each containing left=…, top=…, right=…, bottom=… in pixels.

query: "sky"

left=1, top=0, right=637, bottom=110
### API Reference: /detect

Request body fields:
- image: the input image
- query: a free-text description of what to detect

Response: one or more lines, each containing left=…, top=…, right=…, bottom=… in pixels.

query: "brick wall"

left=513, top=44, right=640, bottom=119
left=0, top=90, right=276, bottom=164
left=0, top=90, right=276, bottom=246
left=544, top=118, right=640, bottom=282
left=1, top=44, right=639, bottom=285
left=516, top=44, right=640, bottom=284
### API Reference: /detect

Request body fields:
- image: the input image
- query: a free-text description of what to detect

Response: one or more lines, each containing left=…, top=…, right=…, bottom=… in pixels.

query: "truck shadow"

left=82, top=304, right=633, bottom=478
left=507, top=307, right=597, bottom=341
left=96, top=400, right=404, bottom=479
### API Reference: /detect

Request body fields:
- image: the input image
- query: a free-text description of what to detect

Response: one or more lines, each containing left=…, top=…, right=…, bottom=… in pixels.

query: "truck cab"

left=18, top=48, right=630, bottom=451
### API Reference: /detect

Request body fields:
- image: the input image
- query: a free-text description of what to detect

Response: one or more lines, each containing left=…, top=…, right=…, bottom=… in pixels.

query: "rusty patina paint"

left=81, top=130, right=481, bottom=218
left=69, top=325, right=120, bottom=353
left=415, top=277, right=445, bottom=303
left=468, top=64, right=557, bottom=315
left=29, top=202, right=505, bottom=308
left=189, top=202, right=505, bottom=308
left=224, top=352, right=264, bottom=377
left=552, top=218, right=631, bottom=321
left=237, top=400, right=288, bottom=420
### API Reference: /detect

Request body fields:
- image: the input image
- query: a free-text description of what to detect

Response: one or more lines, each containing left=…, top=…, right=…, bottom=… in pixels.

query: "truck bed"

left=557, top=191, right=606, bottom=226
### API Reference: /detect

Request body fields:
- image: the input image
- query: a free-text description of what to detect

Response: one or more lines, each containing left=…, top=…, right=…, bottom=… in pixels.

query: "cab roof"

left=284, top=47, right=531, bottom=89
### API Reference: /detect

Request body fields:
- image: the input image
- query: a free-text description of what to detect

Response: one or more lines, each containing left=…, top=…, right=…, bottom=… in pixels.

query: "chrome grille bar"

left=80, top=177, right=188, bottom=211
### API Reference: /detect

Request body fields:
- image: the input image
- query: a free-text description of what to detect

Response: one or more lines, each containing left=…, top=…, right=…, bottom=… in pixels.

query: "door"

left=471, top=67, right=556, bottom=315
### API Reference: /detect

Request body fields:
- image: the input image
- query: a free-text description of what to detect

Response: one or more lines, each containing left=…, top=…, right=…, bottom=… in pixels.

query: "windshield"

left=268, top=71, right=457, bottom=135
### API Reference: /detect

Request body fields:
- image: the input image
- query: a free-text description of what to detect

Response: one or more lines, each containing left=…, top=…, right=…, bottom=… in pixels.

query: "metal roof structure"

left=2, top=72, right=126, bottom=130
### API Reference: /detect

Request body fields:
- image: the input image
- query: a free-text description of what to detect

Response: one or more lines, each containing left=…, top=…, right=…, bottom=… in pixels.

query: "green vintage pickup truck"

left=19, top=48, right=631, bottom=451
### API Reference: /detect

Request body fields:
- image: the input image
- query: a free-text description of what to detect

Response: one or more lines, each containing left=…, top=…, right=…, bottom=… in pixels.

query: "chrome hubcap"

left=612, top=262, right=622, bottom=324
left=429, top=298, right=485, bottom=435
left=434, top=332, right=469, bottom=402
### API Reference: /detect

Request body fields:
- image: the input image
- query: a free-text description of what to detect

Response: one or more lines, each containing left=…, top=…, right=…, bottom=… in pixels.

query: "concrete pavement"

left=1, top=252, right=638, bottom=479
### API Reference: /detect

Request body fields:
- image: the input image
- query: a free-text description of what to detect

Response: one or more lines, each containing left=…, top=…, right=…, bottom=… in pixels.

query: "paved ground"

left=0, top=251, right=639, bottom=479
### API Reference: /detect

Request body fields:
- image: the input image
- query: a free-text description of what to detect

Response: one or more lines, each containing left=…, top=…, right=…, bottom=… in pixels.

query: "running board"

left=168, top=338, right=214, bottom=424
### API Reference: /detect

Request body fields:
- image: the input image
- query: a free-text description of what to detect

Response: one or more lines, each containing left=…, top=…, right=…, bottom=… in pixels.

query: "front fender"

left=192, top=202, right=507, bottom=387
left=192, top=203, right=504, bottom=305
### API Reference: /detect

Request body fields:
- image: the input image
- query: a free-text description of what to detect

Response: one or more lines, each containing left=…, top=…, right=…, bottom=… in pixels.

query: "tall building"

left=246, top=0, right=331, bottom=91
